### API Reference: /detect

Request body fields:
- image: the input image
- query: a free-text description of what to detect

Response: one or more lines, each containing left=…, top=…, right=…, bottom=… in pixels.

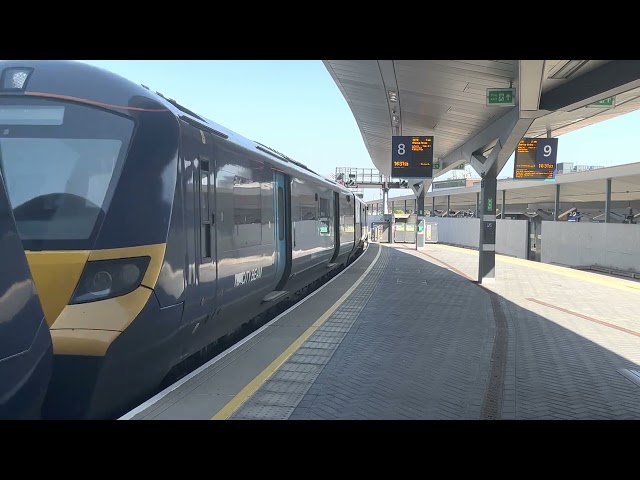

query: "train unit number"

left=234, top=267, right=263, bottom=287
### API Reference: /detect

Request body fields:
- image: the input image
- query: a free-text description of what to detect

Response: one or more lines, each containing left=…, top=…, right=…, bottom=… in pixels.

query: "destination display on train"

left=391, top=135, right=434, bottom=178
left=514, top=137, right=559, bottom=180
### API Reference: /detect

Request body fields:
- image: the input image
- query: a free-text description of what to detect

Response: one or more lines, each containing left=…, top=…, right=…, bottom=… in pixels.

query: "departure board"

left=391, top=136, right=434, bottom=178
left=514, top=137, right=559, bottom=179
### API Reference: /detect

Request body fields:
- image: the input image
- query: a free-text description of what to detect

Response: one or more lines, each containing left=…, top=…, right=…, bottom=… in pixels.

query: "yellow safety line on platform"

left=426, top=244, right=640, bottom=293
left=211, top=245, right=383, bottom=420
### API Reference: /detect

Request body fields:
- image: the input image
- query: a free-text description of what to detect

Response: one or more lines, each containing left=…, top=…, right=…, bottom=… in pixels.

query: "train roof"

left=158, top=99, right=354, bottom=195
left=0, top=60, right=354, bottom=196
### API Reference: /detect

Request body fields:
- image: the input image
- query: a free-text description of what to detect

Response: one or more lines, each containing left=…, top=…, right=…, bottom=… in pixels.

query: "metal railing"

left=331, top=167, right=410, bottom=188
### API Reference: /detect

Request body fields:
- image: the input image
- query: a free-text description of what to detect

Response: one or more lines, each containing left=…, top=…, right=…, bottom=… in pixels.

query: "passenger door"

left=181, top=122, right=218, bottom=331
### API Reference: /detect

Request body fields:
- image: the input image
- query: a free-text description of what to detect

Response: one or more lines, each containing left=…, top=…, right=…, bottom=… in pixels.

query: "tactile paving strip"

left=230, top=246, right=390, bottom=420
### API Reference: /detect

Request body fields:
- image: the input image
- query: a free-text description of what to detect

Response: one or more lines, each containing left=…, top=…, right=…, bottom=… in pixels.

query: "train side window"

left=277, top=186, right=285, bottom=241
left=319, top=197, right=330, bottom=217
left=233, top=174, right=262, bottom=247
left=201, top=221, right=211, bottom=259
left=200, top=160, right=210, bottom=218
left=319, top=196, right=331, bottom=235
left=299, top=203, right=316, bottom=220
left=200, top=158, right=212, bottom=260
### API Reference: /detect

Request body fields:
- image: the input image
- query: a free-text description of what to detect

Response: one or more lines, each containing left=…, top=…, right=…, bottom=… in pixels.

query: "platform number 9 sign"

left=535, top=137, right=559, bottom=165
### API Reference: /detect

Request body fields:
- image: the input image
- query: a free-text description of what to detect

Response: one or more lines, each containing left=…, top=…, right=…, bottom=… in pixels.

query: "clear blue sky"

left=79, top=60, right=640, bottom=201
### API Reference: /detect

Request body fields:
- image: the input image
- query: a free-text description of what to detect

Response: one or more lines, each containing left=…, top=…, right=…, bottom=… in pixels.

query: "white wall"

left=426, top=218, right=479, bottom=248
left=542, top=221, right=640, bottom=273
left=378, top=215, right=640, bottom=271
left=496, top=219, right=528, bottom=259
left=425, top=218, right=528, bottom=259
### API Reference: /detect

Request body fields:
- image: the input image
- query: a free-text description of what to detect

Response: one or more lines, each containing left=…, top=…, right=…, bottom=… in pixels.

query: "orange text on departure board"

left=411, top=137, right=433, bottom=151
left=517, top=139, right=537, bottom=153
left=515, top=170, right=553, bottom=179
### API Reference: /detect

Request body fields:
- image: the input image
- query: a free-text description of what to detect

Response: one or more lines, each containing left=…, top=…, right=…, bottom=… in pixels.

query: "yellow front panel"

left=51, top=286, right=153, bottom=331
left=25, top=251, right=90, bottom=327
left=51, top=329, right=121, bottom=356
left=25, top=244, right=168, bottom=356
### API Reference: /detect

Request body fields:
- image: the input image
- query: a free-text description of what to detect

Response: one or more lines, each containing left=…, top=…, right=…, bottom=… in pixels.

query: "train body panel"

left=290, top=177, right=335, bottom=270
left=172, top=122, right=283, bottom=361
left=213, top=134, right=278, bottom=309
left=0, top=168, right=52, bottom=419
left=0, top=59, right=366, bottom=419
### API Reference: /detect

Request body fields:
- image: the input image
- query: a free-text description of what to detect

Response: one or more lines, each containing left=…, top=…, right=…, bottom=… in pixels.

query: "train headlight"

left=92, top=271, right=113, bottom=294
left=1, top=67, right=34, bottom=91
left=69, top=256, right=151, bottom=304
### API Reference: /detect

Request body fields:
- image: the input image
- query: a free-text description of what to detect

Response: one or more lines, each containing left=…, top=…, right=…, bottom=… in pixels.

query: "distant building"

left=556, top=162, right=604, bottom=174
left=432, top=178, right=481, bottom=190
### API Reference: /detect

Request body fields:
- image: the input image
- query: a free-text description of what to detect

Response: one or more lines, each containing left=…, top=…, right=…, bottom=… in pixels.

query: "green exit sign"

left=587, top=96, right=615, bottom=108
left=433, top=163, right=464, bottom=170
left=486, top=88, right=516, bottom=106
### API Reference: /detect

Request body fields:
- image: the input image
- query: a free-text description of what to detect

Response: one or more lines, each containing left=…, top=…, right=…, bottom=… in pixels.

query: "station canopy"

left=323, top=61, right=640, bottom=184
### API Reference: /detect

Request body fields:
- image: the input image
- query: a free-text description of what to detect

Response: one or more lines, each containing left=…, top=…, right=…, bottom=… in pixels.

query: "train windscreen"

left=0, top=97, right=134, bottom=250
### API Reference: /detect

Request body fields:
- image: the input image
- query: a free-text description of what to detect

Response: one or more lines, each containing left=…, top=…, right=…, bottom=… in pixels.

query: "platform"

left=122, top=241, right=640, bottom=420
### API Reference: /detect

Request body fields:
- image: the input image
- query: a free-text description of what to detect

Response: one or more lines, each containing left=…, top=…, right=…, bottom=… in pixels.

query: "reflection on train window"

left=318, top=196, right=332, bottom=235
left=319, top=219, right=331, bottom=235
left=199, top=158, right=212, bottom=260
left=340, top=195, right=354, bottom=237
left=319, top=197, right=330, bottom=217
left=0, top=137, right=124, bottom=240
left=233, top=174, right=262, bottom=247
left=200, top=159, right=210, bottom=219
left=299, top=204, right=316, bottom=221
left=277, top=186, right=285, bottom=241
left=201, top=220, right=211, bottom=259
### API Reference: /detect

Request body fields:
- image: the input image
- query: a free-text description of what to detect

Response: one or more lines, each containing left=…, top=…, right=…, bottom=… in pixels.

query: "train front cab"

left=0, top=169, right=53, bottom=420
left=0, top=61, right=190, bottom=419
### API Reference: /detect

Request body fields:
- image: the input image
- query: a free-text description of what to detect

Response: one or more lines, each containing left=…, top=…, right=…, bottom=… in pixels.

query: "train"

left=0, top=60, right=368, bottom=419
left=0, top=167, right=53, bottom=419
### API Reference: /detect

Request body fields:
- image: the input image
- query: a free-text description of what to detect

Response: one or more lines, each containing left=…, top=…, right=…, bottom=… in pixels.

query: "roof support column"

left=501, top=189, right=506, bottom=220
left=477, top=159, right=498, bottom=283
left=415, top=188, right=425, bottom=250
left=476, top=192, right=480, bottom=217
left=464, top=106, right=528, bottom=283
left=447, top=195, right=451, bottom=216
left=605, top=178, right=612, bottom=223
left=416, top=193, right=425, bottom=217
left=548, top=128, right=559, bottom=222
